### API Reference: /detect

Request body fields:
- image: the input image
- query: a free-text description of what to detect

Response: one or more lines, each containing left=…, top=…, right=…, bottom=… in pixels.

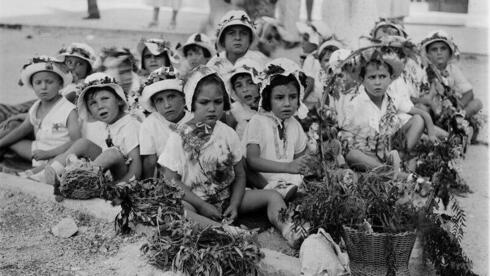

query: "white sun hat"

left=260, top=58, right=308, bottom=119
left=137, top=38, right=179, bottom=69
left=183, top=65, right=230, bottom=112
left=20, top=56, right=73, bottom=90
left=318, top=39, right=345, bottom=58
left=77, top=72, right=127, bottom=120
left=327, top=49, right=353, bottom=74
left=57, top=42, right=100, bottom=72
left=216, top=10, right=257, bottom=49
left=180, top=33, right=216, bottom=58
left=225, top=58, right=262, bottom=101
left=140, top=67, right=183, bottom=112
left=420, top=30, right=459, bottom=59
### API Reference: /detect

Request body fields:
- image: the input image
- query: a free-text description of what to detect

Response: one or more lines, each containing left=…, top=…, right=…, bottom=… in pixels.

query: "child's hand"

left=289, top=155, right=310, bottom=174
left=198, top=202, right=222, bottom=221
left=32, top=150, right=51, bottom=161
left=428, top=134, right=439, bottom=144
left=222, top=205, right=238, bottom=223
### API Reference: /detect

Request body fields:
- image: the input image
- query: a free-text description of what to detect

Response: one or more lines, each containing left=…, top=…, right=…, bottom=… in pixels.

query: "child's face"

left=223, top=25, right=251, bottom=56
left=362, top=63, right=392, bottom=99
left=193, top=83, right=225, bottom=126
left=65, top=56, right=90, bottom=82
left=116, top=63, right=134, bottom=93
left=31, top=71, right=63, bottom=102
left=374, top=26, right=400, bottom=39
left=259, top=25, right=281, bottom=55
left=143, top=47, right=168, bottom=73
left=426, top=41, right=451, bottom=68
left=320, top=50, right=334, bottom=71
left=152, top=90, right=186, bottom=123
left=186, top=46, right=208, bottom=69
left=232, top=74, right=260, bottom=110
left=86, top=89, right=124, bottom=124
left=270, top=82, right=299, bottom=120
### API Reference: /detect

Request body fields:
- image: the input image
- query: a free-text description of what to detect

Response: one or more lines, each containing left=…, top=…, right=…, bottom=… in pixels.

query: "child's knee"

left=265, top=190, right=285, bottom=204
left=407, top=114, right=424, bottom=130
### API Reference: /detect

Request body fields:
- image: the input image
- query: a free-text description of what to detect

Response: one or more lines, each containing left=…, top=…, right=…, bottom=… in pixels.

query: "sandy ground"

left=0, top=26, right=488, bottom=275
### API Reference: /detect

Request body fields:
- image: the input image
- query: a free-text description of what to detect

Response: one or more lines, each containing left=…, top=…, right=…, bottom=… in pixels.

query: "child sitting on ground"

left=420, top=30, right=483, bottom=142
left=207, top=10, right=269, bottom=76
left=0, top=56, right=80, bottom=169
left=178, top=33, right=215, bottom=75
left=139, top=67, right=193, bottom=178
left=340, top=50, right=438, bottom=172
left=225, top=58, right=262, bottom=139
left=159, top=65, right=305, bottom=248
left=43, top=73, right=142, bottom=185
left=137, top=38, right=176, bottom=77
left=243, top=58, right=310, bottom=201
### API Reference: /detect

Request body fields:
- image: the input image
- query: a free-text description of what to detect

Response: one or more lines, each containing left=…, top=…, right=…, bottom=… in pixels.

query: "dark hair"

left=184, top=44, right=211, bottom=58
left=261, top=74, right=300, bottom=112
left=151, top=89, right=183, bottom=106
left=219, top=25, right=252, bottom=47
left=318, top=46, right=339, bottom=61
left=84, top=86, right=123, bottom=105
left=142, top=47, right=171, bottom=70
left=359, top=59, right=394, bottom=80
left=30, top=71, right=64, bottom=87
left=191, top=74, right=231, bottom=112
left=230, top=72, right=252, bottom=90
left=425, top=40, right=453, bottom=56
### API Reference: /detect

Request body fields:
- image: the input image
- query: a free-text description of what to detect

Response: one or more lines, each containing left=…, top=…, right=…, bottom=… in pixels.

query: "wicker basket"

left=59, top=167, right=105, bottom=199
left=342, top=226, right=417, bottom=276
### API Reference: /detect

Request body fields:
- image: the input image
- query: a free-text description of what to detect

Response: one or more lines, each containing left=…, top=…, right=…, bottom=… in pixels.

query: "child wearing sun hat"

left=0, top=56, right=80, bottom=169
left=207, top=10, right=269, bottom=76
left=179, top=33, right=215, bottom=72
left=138, top=66, right=193, bottom=178
left=137, top=38, right=178, bottom=77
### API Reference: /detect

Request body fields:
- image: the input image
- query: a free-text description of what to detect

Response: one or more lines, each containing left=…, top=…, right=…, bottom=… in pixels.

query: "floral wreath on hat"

left=19, top=56, right=72, bottom=87
left=419, top=31, right=459, bottom=59
left=370, top=18, right=408, bottom=38
left=78, top=74, right=120, bottom=93
left=216, top=13, right=256, bottom=39
left=58, top=46, right=92, bottom=61
left=144, top=66, right=178, bottom=86
left=21, top=56, right=63, bottom=70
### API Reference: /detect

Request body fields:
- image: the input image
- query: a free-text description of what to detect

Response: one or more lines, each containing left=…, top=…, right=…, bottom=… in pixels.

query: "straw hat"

left=58, top=42, right=99, bottom=72
left=77, top=72, right=127, bottom=120
left=420, top=30, right=458, bottom=58
left=216, top=10, right=257, bottom=49
left=20, top=56, right=73, bottom=90
left=140, top=67, right=183, bottom=112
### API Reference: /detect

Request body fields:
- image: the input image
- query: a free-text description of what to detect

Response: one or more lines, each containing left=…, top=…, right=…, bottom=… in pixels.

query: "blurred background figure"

left=145, top=0, right=182, bottom=29
left=84, top=0, right=100, bottom=19
left=376, top=0, right=410, bottom=23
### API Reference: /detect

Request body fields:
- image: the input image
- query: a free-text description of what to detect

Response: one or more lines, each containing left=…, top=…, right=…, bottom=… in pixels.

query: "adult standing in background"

left=275, top=0, right=301, bottom=42
left=145, top=0, right=182, bottom=29
left=321, top=0, right=378, bottom=49
left=376, top=0, right=410, bottom=22
left=84, top=0, right=100, bottom=19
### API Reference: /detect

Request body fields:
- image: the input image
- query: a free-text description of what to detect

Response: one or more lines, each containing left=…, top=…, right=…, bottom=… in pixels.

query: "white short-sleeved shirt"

left=81, top=119, right=107, bottom=148
left=230, top=101, right=258, bottom=140
left=139, top=111, right=193, bottom=156
left=158, top=121, right=242, bottom=204
left=445, top=63, right=472, bottom=97
left=207, top=50, right=269, bottom=76
left=340, top=85, right=413, bottom=152
left=29, top=97, right=75, bottom=166
left=104, top=114, right=141, bottom=156
left=242, top=112, right=307, bottom=184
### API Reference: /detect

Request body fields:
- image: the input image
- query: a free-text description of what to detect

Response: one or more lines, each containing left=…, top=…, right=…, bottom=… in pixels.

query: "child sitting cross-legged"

left=159, top=66, right=306, bottom=248
left=225, top=58, right=262, bottom=139
left=243, top=58, right=311, bottom=201
left=43, top=73, right=142, bottom=185
left=0, top=56, right=80, bottom=171
left=340, top=50, right=438, bottom=172
left=139, top=67, right=193, bottom=178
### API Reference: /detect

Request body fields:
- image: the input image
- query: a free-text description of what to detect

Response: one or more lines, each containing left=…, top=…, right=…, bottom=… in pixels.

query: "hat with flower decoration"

left=180, top=33, right=215, bottom=58
left=77, top=72, right=127, bottom=120
left=140, top=66, right=183, bottom=112
left=58, top=42, right=99, bottom=72
left=183, top=65, right=230, bottom=111
left=20, top=56, right=73, bottom=90
left=420, top=30, right=458, bottom=59
left=225, top=58, right=262, bottom=101
left=137, top=38, right=179, bottom=69
left=216, top=10, right=257, bottom=49
left=370, top=18, right=408, bottom=39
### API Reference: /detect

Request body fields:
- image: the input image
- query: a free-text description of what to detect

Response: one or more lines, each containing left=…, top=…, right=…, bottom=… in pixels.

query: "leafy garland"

left=141, top=216, right=264, bottom=275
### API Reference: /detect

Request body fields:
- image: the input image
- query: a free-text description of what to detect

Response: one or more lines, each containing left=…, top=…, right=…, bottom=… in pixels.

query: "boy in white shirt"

left=139, top=67, right=192, bottom=178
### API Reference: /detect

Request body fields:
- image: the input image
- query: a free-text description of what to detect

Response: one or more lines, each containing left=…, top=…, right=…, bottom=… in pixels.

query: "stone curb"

left=0, top=172, right=300, bottom=275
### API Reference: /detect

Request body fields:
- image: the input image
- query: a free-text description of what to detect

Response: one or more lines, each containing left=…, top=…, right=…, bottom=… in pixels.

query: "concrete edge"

left=0, top=172, right=301, bottom=276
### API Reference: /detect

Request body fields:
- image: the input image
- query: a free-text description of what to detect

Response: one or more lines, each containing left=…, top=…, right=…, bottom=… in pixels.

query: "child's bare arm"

left=223, top=159, right=246, bottom=221
left=163, top=167, right=222, bottom=220
left=0, top=116, right=33, bottom=148
left=246, top=144, right=308, bottom=174
left=142, top=154, right=157, bottom=179
left=33, top=110, right=81, bottom=160
left=120, top=146, right=142, bottom=181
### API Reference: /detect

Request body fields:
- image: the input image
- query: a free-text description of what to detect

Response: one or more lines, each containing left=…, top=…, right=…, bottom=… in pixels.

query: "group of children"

left=0, top=10, right=483, bottom=248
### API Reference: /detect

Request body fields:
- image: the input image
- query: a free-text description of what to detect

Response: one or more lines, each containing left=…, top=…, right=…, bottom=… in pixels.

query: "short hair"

left=230, top=72, right=252, bottom=90
left=359, top=59, right=394, bottom=80
left=219, top=25, right=252, bottom=47
left=318, top=46, right=339, bottom=61
left=261, top=74, right=300, bottom=112
left=30, top=71, right=63, bottom=87
left=192, top=74, right=231, bottom=112
left=84, top=86, right=122, bottom=105
left=183, top=45, right=211, bottom=58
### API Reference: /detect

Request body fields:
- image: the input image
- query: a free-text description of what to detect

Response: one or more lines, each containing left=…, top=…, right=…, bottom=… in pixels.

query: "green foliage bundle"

left=106, top=178, right=184, bottom=234
left=141, top=216, right=264, bottom=276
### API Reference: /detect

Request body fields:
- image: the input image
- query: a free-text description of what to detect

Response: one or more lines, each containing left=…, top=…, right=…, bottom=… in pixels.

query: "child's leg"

left=464, top=98, right=483, bottom=119
left=9, top=140, right=32, bottom=161
left=245, top=163, right=268, bottom=189
left=345, top=149, right=383, bottom=171
left=401, top=114, right=425, bottom=151
left=93, top=148, right=128, bottom=181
